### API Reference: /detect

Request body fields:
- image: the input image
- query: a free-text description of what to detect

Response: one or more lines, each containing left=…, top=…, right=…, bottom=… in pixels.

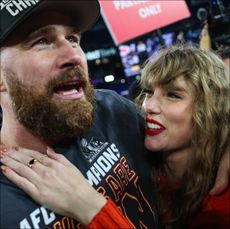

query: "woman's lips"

left=145, top=117, right=165, bottom=136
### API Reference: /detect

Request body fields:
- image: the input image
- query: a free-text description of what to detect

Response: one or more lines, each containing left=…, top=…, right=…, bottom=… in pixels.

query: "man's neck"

left=1, top=118, right=48, bottom=154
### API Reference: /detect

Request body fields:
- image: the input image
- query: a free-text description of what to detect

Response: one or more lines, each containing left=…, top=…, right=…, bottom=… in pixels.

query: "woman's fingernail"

left=46, top=146, right=53, bottom=154
left=0, top=146, right=7, bottom=153
left=46, top=146, right=58, bottom=160
left=1, top=165, right=9, bottom=173
left=0, top=148, right=6, bottom=159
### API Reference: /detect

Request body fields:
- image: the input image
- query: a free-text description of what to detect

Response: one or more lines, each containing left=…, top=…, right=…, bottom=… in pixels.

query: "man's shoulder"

left=93, top=89, right=144, bottom=131
left=95, top=89, right=125, bottom=101
left=95, top=89, right=137, bottom=111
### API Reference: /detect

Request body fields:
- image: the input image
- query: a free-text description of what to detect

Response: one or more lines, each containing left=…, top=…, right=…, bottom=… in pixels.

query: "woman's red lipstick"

left=145, top=118, right=165, bottom=136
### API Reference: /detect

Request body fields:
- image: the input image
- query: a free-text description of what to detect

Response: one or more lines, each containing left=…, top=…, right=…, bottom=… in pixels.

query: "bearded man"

left=0, top=1, right=229, bottom=229
left=0, top=1, right=157, bottom=228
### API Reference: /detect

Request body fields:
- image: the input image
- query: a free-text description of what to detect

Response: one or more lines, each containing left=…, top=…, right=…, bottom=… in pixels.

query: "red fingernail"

left=0, top=145, right=8, bottom=152
left=46, top=146, right=52, bottom=154
left=1, top=165, right=8, bottom=173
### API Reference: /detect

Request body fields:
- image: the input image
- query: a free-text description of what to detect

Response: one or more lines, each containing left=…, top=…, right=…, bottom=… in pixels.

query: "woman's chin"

left=145, top=137, right=163, bottom=152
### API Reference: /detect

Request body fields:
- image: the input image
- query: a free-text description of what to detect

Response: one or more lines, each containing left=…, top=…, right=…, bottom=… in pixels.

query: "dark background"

left=80, top=0, right=230, bottom=97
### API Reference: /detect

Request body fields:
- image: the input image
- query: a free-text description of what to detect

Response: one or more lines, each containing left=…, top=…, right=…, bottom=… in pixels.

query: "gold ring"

left=38, top=155, right=47, bottom=164
left=28, top=158, right=37, bottom=168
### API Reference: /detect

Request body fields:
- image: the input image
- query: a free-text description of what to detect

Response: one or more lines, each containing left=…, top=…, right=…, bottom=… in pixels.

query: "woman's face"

left=142, top=76, right=194, bottom=154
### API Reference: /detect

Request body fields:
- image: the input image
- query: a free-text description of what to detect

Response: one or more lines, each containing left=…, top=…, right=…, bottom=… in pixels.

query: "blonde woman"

left=140, top=45, right=229, bottom=228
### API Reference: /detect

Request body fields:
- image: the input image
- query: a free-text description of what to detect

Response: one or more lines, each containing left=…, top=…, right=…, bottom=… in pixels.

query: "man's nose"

left=56, top=39, right=82, bottom=69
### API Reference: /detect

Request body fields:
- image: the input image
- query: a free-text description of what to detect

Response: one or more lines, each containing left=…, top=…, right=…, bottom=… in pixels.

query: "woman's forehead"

left=146, top=74, right=191, bottom=88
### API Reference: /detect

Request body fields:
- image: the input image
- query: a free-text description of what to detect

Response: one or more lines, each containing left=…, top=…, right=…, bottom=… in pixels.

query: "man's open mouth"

left=53, top=78, right=85, bottom=100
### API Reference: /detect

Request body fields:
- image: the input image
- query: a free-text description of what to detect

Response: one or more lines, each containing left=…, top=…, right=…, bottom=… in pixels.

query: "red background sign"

left=99, top=0, right=191, bottom=45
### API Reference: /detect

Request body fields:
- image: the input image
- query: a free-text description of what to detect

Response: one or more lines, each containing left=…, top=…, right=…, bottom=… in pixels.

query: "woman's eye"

left=143, top=89, right=152, bottom=94
left=167, top=92, right=181, bottom=99
left=142, top=88, right=153, bottom=97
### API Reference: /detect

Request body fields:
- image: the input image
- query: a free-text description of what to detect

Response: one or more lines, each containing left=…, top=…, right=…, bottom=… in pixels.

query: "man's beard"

left=5, top=68, right=95, bottom=142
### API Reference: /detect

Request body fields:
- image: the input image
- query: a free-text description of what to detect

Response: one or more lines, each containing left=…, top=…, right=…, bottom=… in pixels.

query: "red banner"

left=99, top=0, right=191, bottom=44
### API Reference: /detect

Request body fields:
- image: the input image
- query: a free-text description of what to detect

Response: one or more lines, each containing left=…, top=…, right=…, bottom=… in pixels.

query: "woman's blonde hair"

left=139, top=45, right=229, bottom=228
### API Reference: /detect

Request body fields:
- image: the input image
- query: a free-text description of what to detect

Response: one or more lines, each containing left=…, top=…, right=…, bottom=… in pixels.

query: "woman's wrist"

left=69, top=183, right=107, bottom=226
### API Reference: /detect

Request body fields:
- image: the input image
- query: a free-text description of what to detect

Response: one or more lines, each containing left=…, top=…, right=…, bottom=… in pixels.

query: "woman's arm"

left=86, top=199, right=134, bottom=229
left=0, top=146, right=133, bottom=228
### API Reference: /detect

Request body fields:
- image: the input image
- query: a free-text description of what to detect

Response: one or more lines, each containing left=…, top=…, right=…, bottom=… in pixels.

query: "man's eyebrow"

left=27, top=26, right=57, bottom=40
left=69, top=28, right=82, bottom=40
left=26, top=26, right=81, bottom=40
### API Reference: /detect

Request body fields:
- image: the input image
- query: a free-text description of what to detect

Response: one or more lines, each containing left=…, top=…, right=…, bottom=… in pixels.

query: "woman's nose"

left=142, top=91, right=161, bottom=115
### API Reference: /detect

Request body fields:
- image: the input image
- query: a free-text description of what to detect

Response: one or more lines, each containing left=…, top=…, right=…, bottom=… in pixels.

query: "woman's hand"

left=0, top=146, right=107, bottom=226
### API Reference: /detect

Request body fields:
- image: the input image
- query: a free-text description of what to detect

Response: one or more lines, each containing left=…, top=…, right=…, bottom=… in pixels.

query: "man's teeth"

left=62, top=89, right=79, bottom=95
left=147, top=123, right=161, bottom=129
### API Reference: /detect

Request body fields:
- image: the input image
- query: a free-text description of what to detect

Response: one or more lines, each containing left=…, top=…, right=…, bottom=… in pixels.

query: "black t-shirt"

left=0, top=89, right=158, bottom=229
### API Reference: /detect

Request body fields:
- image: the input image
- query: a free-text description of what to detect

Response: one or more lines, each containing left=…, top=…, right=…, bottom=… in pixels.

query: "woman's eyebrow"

left=164, top=84, right=188, bottom=93
left=171, top=86, right=186, bottom=91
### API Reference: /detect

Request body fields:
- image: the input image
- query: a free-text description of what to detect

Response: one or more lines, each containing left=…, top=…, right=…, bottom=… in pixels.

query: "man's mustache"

left=46, top=68, right=88, bottom=95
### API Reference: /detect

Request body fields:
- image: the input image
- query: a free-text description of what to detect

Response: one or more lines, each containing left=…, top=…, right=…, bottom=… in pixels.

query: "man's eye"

left=67, top=35, right=80, bottom=44
left=32, top=38, right=49, bottom=46
left=167, top=92, right=181, bottom=99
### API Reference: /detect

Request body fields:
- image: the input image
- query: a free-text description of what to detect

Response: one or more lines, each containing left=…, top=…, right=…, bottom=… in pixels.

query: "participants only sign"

left=99, top=0, right=191, bottom=45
